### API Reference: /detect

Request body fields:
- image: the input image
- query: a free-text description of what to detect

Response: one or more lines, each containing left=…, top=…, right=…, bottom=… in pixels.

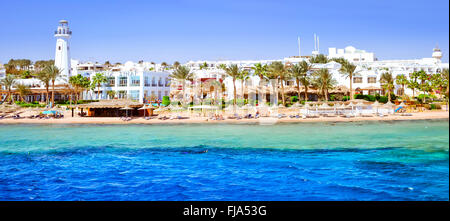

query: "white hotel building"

left=72, top=61, right=171, bottom=103
left=180, top=45, right=448, bottom=101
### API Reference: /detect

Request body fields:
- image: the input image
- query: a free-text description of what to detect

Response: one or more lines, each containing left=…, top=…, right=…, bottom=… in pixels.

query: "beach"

left=0, top=109, right=448, bottom=124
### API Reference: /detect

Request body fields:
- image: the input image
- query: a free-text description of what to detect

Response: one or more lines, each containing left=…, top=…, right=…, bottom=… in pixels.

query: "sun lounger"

left=361, top=114, right=374, bottom=117
left=401, top=113, right=413, bottom=116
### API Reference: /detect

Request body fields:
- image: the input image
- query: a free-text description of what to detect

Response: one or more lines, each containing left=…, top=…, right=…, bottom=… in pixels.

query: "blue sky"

left=0, top=0, right=448, bottom=63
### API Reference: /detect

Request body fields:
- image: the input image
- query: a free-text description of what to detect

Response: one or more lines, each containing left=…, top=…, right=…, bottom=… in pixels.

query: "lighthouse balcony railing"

left=54, top=31, right=72, bottom=35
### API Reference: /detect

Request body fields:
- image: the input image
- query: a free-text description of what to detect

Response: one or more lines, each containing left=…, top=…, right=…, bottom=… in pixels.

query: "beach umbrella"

left=320, top=103, right=330, bottom=109
left=383, top=101, right=395, bottom=108
left=138, top=105, right=152, bottom=117
left=371, top=101, right=382, bottom=114
left=239, top=104, right=253, bottom=110
left=121, top=106, right=134, bottom=117
left=347, top=102, right=357, bottom=114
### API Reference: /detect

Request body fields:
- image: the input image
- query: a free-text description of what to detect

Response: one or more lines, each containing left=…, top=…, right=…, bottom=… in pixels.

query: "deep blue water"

left=0, top=120, right=448, bottom=200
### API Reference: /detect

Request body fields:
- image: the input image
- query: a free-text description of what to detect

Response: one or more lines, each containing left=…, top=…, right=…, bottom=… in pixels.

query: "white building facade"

left=74, top=61, right=171, bottom=103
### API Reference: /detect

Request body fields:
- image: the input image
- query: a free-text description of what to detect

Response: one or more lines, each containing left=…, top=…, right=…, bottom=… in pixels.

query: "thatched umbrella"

left=371, top=101, right=382, bottom=114
left=138, top=105, right=152, bottom=118
left=121, top=106, right=134, bottom=117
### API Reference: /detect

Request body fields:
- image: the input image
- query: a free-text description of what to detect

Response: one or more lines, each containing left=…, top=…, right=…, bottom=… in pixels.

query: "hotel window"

left=367, top=77, right=377, bottom=83
left=152, top=77, right=156, bottom=86
left=164, top=91, right=168, bottom=96
left=107, top=77, right=115, bottom=87
left=158, top=77, right=163, bottom=86
left=353, top=77, right=363, bottom=83
left=131, top=76, right=140, bottom=86
left=158, top=91, right=162, bottom=100
left=165, top=78, right=170, bottom=87
left=119, top=77, right=127, bottom=87
left=144, top=76, right=150, bottom=86
left=130, top=90, right=140, bottom=101
left=118, top=90, right=127, bottom=99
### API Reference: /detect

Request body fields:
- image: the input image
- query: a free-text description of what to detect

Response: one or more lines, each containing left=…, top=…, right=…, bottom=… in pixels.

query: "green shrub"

left=342, top=96, right=350, bottom=101
left=378, top=96, right=388, bottom=103
left=290, top=96, right=298, bottom=103
left=375, top=93, right=381, bottom=101
left=354, top=94, right=365, bottom=99
left=366, top=95, right=376, bottom=102
left=162, top=96, right=170, bottom=106
left=329, top=95, right=335, bottom=101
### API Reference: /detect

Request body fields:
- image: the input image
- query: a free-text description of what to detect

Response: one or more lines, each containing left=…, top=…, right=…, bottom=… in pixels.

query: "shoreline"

left=0, top=110, right=448, bottom=125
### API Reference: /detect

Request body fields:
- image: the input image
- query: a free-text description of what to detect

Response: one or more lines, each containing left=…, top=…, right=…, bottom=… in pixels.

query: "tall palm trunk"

left=241, top=79, right=244, bottom=100
left=388, top=90, right=391, bottom=103
left=233, top=78, right=236, bottom=105
left=51, top=80, right=55, bottom=107
left=296, top=79, right=301, bottom=102
left=46, top=86, right=49, bottom=104
left=304, top=86, right=308, bottom=102
left=280, top=79, right=286, bottom=106
left=97, top=83, right=101, bottom=99
left=182, top=81, right=186, bottom=104
left=349, top=73, right=353, bottom=100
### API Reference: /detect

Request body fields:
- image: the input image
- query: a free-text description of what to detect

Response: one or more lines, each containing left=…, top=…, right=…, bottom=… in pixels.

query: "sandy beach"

left=0, top=110, right=448, bottom=125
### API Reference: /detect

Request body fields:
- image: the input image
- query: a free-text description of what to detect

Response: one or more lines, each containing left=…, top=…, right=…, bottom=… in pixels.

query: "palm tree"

left=173, top=61, right=180, bottom=68
left=107, top=90, right=116, bottom=99
left=337, top=59, right=357, bottom=100
left=237, top=70, right=250, bottom=100
left=313, top=68, right=336, bottom=102
left=44, top=65, right=62, bottom=107
left=15, top=83, right=31, bottom=102
left=299, top=74, right=312, bottom=102
left=251, top=63, right=268, bottom=103
left=161, top=62, right=168, bottom=70
left=224, top=64, right=240, bottom=105
left=309, top=54, right=329, bottom=64
left=268, top=61, right=288, bottom=106
left=199, top=62, right=208, bottom=70
left=408, top=71, right=420, bottom=98
left=91, top=73, right=108, bottom=99
left=380, top=72, right=395, bottom=103
left=442, top=68, right=449, bottom=97
left=218, top=64, right=227, bottom=70
left=289, top=61, right=311, bottom=102
left=0, top=75, right=16, bottom=104
left=69, top=74, right=91, bottom=104
left=395, top=74, right=408, bottom=96
left=35, top=70, right=51, bottom=104
left=169, top=66, right=193, bottom=104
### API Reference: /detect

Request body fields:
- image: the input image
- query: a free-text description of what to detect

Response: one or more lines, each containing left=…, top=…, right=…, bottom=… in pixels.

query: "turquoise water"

left=0, top=120, right=448, bottom=200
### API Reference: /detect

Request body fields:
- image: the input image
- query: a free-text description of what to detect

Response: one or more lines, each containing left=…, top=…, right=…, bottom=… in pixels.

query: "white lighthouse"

left=54, top=20, right=72, bottom=79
